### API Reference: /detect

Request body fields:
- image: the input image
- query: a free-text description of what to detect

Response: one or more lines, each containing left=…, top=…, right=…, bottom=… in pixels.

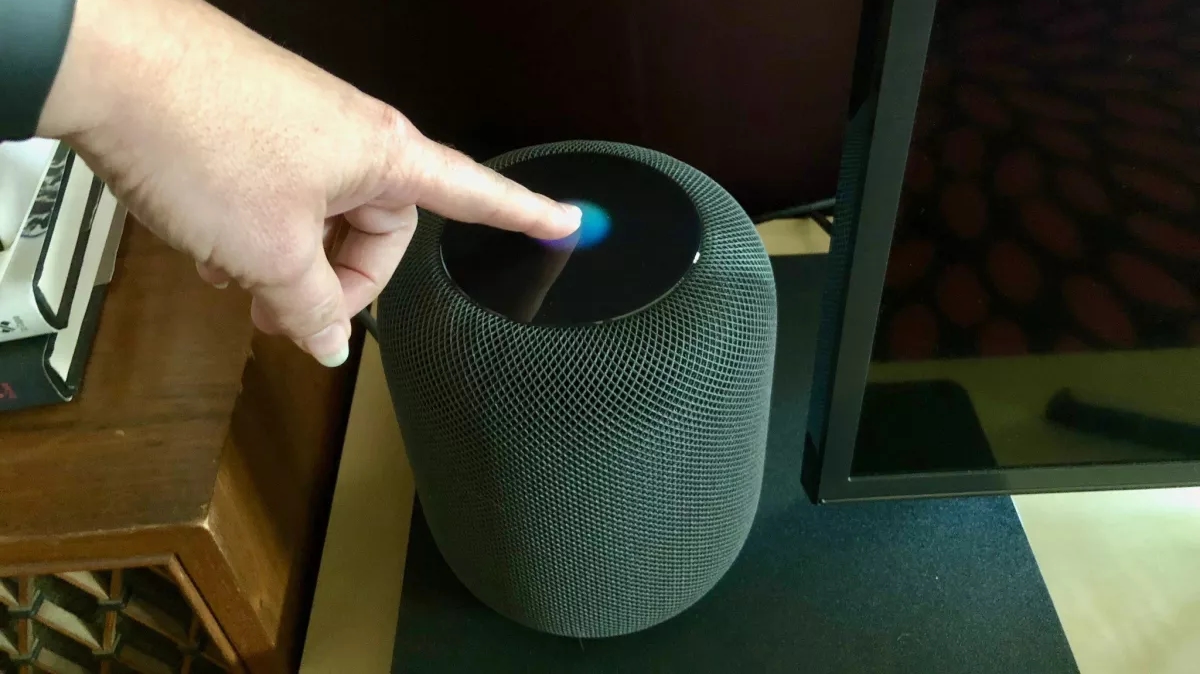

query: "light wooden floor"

left=300, top=218, right=1200, bottom=673
left=1015, top=490, right=1200, bottom=674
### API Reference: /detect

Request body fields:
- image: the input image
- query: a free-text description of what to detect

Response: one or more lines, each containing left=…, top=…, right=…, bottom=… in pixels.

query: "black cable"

left=752, top=197, right=836, bottom=224
left=810, top=211, right=834, bottom=234
left=356, top=307, right=379, bottom=342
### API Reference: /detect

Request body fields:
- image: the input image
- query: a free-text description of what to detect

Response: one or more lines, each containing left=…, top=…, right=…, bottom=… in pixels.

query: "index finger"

left=399, top=135, right=582, bottom=240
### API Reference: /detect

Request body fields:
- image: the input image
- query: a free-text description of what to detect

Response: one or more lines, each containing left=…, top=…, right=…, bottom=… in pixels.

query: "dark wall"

left=218, top=0, right=863, bottom=216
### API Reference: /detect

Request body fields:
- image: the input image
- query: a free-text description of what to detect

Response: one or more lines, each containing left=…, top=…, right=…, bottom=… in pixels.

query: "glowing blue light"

left=542, top=200, right=611, bottom=251
left=571, top=200, right=612, bottom=249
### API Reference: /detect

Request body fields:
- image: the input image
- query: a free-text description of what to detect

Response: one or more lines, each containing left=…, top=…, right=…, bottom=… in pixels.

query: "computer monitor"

left=806, top=0, right=1200, bottom=501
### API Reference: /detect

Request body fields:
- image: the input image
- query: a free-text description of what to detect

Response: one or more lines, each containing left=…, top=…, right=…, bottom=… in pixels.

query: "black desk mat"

left=391, top=255, right=1078, bottom=674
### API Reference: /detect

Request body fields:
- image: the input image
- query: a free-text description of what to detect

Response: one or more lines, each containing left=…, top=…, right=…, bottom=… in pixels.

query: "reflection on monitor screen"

left=823, top=0, right=1200, bottom=488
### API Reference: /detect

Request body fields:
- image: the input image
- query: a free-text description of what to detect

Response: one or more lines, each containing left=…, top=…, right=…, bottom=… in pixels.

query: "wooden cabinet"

left=0, top=222, right=362, bottom=674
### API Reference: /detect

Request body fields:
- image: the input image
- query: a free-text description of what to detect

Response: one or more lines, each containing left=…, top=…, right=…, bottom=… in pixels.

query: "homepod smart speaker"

left=377, top=140, right=777, bottom=638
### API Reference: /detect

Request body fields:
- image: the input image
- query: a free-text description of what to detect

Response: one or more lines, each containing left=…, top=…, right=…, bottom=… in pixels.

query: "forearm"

left=0, top=0, right=77, bottom=140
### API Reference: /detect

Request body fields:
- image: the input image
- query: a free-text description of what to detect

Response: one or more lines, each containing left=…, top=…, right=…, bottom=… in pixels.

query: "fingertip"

left=303, top=323, right=350, bottom=368
left=196, top=260, right=233, bottom=289
left=532, top=203, right=583, bottom=241
left=317, top=342, right=350, bottom=368
left=561, top=203, right=584, bottom=230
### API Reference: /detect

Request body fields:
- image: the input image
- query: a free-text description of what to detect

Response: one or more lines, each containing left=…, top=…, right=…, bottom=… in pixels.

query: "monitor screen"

left=809, top=0, right=1200, bottom=497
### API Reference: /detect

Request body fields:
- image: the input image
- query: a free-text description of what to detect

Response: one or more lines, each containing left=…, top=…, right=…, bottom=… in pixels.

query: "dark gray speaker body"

left=378, top=141, right=777, bottom=637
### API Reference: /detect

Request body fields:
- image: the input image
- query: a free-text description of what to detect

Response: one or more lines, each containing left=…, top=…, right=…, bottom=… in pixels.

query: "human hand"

left=36, top=0, right=581, bottom=366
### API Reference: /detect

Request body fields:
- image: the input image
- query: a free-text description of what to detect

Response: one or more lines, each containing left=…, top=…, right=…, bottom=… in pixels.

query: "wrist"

left=37, top=0, right=111, bottom=138
left=37, top=0, right=185, bottom=142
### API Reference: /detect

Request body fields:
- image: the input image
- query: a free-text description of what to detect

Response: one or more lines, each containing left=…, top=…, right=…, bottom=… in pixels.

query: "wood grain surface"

left=0, top=222, right=363, bottom=674
left=0, top=224, right=252, bottom=538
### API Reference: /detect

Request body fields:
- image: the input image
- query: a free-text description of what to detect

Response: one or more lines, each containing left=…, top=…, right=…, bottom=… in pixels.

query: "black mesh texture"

left=378, top=141, right=777, bottom=638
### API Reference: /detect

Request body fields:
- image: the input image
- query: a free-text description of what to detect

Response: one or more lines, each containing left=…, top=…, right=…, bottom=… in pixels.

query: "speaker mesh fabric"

left=378, top=141, right=777, bottom=638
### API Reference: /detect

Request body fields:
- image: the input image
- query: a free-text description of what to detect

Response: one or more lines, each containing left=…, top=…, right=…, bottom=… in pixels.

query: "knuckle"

left=377, top=104, right=413, bottom=153
left=380, top=104, right=415, bottom=145
left=281, top=297, right=342, bottom=343
left=271, top=271, right=343, bottom=340
left=306, top=288, right=344, bottom=329
left=259, top=230, right=317, bottom=284
left=371, top=103, right=425, bottom=200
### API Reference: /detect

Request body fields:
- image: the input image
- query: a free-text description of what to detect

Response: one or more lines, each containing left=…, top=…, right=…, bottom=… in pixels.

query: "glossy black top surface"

left=441, top=152, right=702, bottom=326
left=853, top=0, right=1200, bottom=477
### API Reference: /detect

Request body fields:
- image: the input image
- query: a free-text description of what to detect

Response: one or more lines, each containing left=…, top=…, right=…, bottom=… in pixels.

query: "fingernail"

left=305, top=323, right=350, bottom=368
left=558, top=204, right=583, bottom=232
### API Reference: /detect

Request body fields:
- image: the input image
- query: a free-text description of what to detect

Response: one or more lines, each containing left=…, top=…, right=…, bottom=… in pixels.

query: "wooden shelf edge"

left=0, top=531, right=178, bottom=579
left=198, top=327, right=365, bottom=674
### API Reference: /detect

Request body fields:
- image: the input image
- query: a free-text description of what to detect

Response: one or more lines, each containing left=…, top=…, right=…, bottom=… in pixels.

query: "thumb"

left=251, top=254, right=351, bottom=367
